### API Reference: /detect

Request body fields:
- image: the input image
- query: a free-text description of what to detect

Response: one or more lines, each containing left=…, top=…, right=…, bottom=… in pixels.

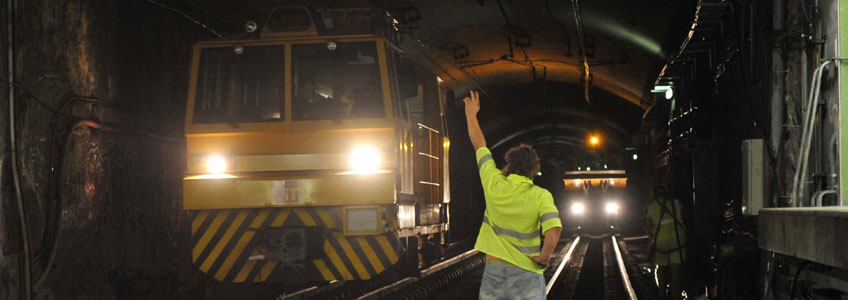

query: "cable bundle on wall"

left=5, top=0, right=32, bottom=298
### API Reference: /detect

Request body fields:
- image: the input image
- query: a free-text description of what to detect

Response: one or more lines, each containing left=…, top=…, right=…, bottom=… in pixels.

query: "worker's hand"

left=529, top=255, right=551, bottom=266
left=463, top=90, right=480, bottom=117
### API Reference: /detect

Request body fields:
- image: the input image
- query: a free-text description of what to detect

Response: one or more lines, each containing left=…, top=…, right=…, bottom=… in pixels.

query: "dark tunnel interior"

left=0, top=0, right=847, bottom=299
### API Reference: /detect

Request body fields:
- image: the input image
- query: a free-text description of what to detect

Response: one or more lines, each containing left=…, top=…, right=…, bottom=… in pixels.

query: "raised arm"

left=464, top=90, right=487, bottom=150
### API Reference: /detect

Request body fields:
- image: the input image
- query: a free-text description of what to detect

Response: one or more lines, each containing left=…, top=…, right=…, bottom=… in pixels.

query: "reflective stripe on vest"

left=540, top=212, right=559, bottom=223
left=481, top=216, right=542, bottom=254
left=482, top=216, right=540, bottom=239
left=477, top=154, right=493, bottom=168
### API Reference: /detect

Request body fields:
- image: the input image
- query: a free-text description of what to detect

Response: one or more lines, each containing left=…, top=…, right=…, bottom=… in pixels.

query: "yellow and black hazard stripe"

left=190, top=206, right=400, bottom=283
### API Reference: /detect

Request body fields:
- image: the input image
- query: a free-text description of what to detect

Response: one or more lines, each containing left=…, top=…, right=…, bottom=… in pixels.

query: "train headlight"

left=349, top=145, right=381, bottom=173
left=605, top=202, right=620, bottom=214
left=571, top=202, right=585, bottom=215
left=205, top=155, right=230, bottom=173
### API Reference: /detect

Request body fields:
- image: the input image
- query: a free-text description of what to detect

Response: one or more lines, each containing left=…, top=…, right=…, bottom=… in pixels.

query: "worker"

left=464, top=90, right=562, bottom=300
left=646, top=186, right=686, bottom=300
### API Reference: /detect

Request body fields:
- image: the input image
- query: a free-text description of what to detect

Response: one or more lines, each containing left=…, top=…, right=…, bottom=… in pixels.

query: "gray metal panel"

left=741, top=139, right=765, bottom=215
left=759, top=207, right=848, bottom=269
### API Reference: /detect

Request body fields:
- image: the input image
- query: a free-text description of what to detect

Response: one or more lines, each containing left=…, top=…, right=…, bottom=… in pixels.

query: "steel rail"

left=611, top=235, right=638, bottom=300
left=355, top=249, right=480, bottom=300
left=355, top=277, right=416, bottom=300
left=277, top=286, right=319, bottom=300
left=545, top=236, right=581, bottom=295
left=420, top=249, right=479, bottom=276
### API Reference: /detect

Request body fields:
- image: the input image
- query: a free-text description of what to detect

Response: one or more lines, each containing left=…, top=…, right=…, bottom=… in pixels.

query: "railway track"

left=546, top=235, right=658, bottom=300
left=277, top=249, right=485, bottom=300
left=280, top=235, right=657, bottom=300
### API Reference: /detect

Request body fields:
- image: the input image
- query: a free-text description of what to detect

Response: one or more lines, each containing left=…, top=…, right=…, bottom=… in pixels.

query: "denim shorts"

left=478, top=259, right=545, bottom=300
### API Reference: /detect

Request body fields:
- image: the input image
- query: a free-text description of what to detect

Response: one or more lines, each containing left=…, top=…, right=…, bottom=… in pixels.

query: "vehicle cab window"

left=193, top=45, right=285, bottom=124
left=291, top=41, right=385, bottom=121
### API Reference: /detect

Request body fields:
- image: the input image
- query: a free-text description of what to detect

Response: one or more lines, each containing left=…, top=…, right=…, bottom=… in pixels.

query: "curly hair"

left=502, top=144, right=540, bottom=179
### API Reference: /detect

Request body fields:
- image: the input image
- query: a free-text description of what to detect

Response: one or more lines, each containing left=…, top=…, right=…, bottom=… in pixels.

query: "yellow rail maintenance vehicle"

left=183, top=7, right=450, bottom=285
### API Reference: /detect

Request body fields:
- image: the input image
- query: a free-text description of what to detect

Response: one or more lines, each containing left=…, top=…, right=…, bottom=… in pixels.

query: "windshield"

left=193, top=45, right=285, bottom=124
left=291, top=41, right=385, bottom=121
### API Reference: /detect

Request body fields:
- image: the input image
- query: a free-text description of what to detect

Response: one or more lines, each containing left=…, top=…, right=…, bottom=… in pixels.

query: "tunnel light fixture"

left=652, top=85, right=674, bottom=100
left=537, top=171, right=542, bottom=176
left=589, top=136, right=600, bottom=146
left=651, top=85, right=672, bottom=92
left=244, top=20, right=258, bottom=33
left=577, top=166, right=582, bottom=171
left=633, top=153, right=639, bottom=160
left=604, top=164, right=608, bottom=169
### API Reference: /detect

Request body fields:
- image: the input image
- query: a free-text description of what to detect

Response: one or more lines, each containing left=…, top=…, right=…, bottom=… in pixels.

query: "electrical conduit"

left=6, top=0, right=32, bottom=298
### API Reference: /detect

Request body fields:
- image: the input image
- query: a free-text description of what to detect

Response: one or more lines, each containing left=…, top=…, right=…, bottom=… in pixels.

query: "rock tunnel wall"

left=0, top=1, right=288, bottom=299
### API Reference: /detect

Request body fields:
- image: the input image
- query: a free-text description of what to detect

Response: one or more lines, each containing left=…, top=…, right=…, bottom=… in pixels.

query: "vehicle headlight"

left=349, top=145, right=381, bottom=173
left=605, top=202, right=620, bottom=214
left=205, top=155, right=230, bottom=173
left=571, top=202, right=585, bottom=215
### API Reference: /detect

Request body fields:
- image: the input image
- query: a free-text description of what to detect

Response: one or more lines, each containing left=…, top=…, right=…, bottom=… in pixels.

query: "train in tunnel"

left=561, top=170, right=629, bottom=234
left=181, top=7, right=452, bottom=285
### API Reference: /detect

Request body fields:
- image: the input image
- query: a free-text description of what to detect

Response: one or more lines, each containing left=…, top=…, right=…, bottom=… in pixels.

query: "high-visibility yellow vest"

left=473, top=147, right=562, bottom=274
left=647, top=197, right=686, bottom=249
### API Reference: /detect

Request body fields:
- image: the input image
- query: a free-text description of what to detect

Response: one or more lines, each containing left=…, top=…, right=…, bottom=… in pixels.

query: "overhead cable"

left=144, top=0, right=223, bottom=37
left=571, top=0, right=590, bottom=103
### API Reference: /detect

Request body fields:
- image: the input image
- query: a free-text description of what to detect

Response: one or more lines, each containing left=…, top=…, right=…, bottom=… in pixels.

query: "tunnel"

left=0, top=0, right=846, bottom=299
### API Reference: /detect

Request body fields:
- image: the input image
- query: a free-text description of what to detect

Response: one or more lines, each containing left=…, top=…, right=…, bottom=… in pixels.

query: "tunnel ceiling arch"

left=469, top=81, right=645, bottom=170
left=397, top=0, right=696, bottom=108
left=385, top=0, right=695, bottom=171
left=389, top=0, right=694, bottom=171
